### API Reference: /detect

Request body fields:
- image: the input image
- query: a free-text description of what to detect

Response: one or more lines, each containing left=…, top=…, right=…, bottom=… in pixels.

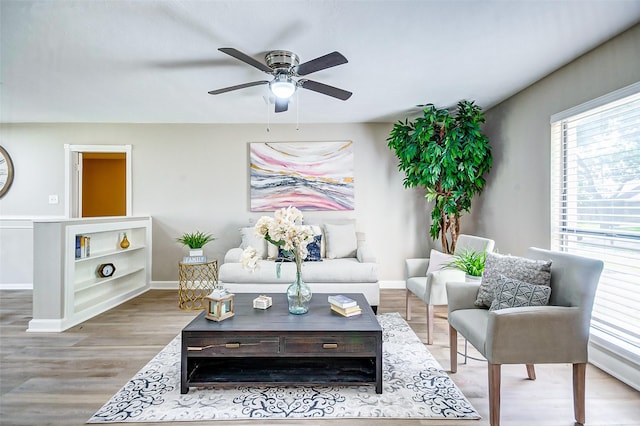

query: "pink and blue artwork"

left=250, top=141, right=354, bottom=211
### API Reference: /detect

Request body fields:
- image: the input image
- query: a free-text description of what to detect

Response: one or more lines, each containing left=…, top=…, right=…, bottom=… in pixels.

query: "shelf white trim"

left=74, top=283, right=147, bottom=315
left=75, top=245, right=145, bottom=262
left=75, top=266, right=146, bottom=292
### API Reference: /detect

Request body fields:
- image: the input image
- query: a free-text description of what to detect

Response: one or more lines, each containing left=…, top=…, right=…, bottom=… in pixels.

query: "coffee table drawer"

left=284, top=336, right=376, bottom=354
left=186, top=336, right=280, bottom=355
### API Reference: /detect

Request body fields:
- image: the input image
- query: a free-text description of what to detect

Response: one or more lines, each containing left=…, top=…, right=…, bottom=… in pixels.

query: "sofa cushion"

left=475, top=252, right=552, bottom=308
left=240, top=227, right=266, bottom=259
left=267, top=241, right=278, bottom=260
left=219, top=258, right=378, bottom=284
left=489, top=274, right=552, bottom=311
left=324, top=223, right=357, bottom=259
left=426, top=249, right=455, bottom=274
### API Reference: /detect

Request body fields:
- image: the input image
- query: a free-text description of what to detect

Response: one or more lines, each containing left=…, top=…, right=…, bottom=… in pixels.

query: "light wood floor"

left=1, top=289, right=638, bottom=426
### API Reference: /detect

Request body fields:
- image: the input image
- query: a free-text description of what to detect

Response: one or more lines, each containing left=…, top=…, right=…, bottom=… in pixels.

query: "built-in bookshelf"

left=29, top=216, right=152, bottom=332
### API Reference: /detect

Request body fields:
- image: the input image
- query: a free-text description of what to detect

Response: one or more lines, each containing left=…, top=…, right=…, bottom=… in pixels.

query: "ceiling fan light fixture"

left=270, top=75, right=296, bottom=99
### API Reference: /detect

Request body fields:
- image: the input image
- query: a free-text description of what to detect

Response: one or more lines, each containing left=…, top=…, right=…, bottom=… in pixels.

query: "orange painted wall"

left=82, top=153, right=126, bottom=217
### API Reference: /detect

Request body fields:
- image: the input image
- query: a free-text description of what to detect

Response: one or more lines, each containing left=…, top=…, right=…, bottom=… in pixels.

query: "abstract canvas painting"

left=250, top=141, right=354, bottom=211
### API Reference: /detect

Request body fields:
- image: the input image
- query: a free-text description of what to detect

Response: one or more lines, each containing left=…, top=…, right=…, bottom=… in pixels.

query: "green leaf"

left=387, top=99, right=492, bottom=247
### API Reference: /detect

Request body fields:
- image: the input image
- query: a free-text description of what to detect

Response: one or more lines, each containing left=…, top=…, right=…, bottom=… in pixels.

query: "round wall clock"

left=0, top=146, right=14, bottom=198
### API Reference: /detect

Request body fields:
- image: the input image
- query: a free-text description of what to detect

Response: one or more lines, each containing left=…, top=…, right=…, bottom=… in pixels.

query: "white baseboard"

left=589, top=340, right=640, bottom=391
left=26, top=318, right=65, bottom=333
left=151, top=281, right=178, bottom=290
left=0, top=283, right=33, bottom=290
left=380, top=280, right=405, bottom=289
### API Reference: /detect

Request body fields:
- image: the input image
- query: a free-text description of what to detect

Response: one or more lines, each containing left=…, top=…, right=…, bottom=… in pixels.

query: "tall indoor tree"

left=387, top=100, right=492, bottom=254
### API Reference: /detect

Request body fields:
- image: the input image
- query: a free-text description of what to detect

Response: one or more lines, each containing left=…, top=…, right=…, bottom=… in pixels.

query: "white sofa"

left=219, top=223, right=380, bottom=309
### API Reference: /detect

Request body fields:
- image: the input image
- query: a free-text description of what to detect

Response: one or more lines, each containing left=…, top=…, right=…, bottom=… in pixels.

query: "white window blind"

left=551, top=83, right=640, bottom=362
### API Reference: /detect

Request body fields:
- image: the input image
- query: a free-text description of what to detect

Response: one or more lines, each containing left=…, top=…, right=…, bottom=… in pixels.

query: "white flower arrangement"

left=241, top=206, right=315, bottom=274
left=240, top=246, right=260, bottom=271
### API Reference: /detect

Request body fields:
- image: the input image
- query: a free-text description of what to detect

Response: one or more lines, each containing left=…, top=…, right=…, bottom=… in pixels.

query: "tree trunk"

left=440, top=209, right=450, bottom=254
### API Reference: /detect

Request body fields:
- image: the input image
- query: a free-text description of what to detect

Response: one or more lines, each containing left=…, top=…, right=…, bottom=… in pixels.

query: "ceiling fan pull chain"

left=266, top=90, right=271, bottom=132
left=296, top=90, right=300, bottom=131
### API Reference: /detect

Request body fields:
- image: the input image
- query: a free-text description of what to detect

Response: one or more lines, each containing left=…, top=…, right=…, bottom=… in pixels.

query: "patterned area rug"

left=88, top=312, right=479, bottom=422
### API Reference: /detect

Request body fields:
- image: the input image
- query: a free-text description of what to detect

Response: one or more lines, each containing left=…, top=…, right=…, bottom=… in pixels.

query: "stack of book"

left=328, top=294, right=362, bottom=317
left=75, top=235, right=91, bottom=259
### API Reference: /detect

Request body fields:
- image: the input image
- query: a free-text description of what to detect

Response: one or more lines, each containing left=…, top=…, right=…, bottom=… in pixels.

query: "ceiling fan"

left=208, top=48, right=352, bottom=113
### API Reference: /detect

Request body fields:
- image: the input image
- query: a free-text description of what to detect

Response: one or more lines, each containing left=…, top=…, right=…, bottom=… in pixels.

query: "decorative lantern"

left=205, top=288, right=235, bottom=322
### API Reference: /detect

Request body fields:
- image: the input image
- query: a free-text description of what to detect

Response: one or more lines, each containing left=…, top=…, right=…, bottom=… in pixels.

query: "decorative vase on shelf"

left=120, top=233, right=130, bottom=249
left=287, top=261, right=312, bottom=314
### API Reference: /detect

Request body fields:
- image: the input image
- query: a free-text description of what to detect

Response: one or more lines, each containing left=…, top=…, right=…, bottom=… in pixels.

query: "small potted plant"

left=176, top=231, right=216, bottom=257
left=445, top=249, right=487, bottom=282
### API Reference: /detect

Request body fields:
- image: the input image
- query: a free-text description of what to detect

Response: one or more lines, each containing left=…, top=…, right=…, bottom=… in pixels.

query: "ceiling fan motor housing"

left=265, top=50, right=300, bottom=72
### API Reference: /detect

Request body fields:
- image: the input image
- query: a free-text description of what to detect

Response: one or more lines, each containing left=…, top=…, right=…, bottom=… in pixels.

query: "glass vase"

left=287, top=271, right=312, bottom=315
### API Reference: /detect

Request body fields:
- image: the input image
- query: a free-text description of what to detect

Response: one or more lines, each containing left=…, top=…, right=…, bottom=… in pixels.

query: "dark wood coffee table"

left=181, top=292, right=382, bottom=394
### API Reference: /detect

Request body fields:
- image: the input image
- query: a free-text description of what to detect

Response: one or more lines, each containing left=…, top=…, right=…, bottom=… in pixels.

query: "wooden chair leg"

left=573, top=363, right=586, bottom=425
left=405, top=290, right=412, bottom=320
left=449, top=325, right=457, bottom=373
left=426, top=304, right=434, bottom=345
left=488, top=363, right=501, bottom=426
left=526, top=364, right=536, bottom=380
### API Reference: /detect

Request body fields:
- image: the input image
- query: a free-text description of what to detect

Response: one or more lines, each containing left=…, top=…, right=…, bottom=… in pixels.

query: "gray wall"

left=476, top=23, right=640, bottom=256
left=0, top=122, right=433, bottom=285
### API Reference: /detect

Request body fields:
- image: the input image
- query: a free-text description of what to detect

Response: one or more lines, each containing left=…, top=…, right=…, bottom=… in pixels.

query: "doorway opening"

left=65, top=144, right=132, bottom=218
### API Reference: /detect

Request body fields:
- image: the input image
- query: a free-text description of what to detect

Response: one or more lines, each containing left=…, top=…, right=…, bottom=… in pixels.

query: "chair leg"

left=405, top=290, right=412, bottom=320
left=426, top=304, right=434, bottom=345
left=573, top=363, right=586, bottom=425
left=526, top=364, right=536, bottom=380
left=488, top=363, right=501, bottom=426
left=449, top=325, right=457, bottom=373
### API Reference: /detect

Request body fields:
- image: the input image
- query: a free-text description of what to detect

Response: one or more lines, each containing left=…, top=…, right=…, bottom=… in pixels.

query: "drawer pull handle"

left=187, top=346, right=203, bottom=351
left=323, top=343, right=338, bottom=349
left=225, top=343, right=241, bottom=349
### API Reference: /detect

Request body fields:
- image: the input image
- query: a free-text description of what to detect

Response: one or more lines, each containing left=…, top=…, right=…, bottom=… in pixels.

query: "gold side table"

left=178, top=260, right=218, bottom=310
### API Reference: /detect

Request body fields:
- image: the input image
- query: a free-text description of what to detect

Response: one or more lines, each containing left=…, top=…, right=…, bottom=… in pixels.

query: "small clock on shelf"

left=97, top=263, right=116, bottom=278
left=0, top=146, right=15, bottom=198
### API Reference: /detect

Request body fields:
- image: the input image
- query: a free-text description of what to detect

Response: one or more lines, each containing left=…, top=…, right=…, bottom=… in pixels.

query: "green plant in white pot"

left=445, top=249, right=487, bottom=281
left=176, top=231, right=215, bottom=257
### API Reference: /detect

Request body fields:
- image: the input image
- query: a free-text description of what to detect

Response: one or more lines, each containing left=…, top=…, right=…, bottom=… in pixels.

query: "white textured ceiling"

left=1, top=0, right=639, bottom=124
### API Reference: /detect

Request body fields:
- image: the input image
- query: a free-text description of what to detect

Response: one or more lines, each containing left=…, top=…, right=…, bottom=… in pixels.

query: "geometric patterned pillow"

left=304, top=235, right=323, bottom=262
left=475, top=252, right=552, bottom=308
left=489, top=274, right=552, bottom=311
left=278, top=235, right=323, bottom=262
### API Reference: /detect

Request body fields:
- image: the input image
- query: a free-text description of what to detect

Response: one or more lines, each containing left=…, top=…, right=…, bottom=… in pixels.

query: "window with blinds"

left=550, top=83, right=640, bottom=363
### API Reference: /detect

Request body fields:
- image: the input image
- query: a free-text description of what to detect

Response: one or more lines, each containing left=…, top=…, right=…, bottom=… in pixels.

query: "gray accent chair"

left=447, top=247, right=603, bottom=426
left=405, top=234, right=495, bottom=344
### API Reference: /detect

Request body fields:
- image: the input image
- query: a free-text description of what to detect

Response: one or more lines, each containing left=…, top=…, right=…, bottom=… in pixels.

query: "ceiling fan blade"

left=298, top=79, right=352, bottom=101
left=294, top=51, right=348, bottom=76
left=208, top=80, right=268, bottom=95
left=275, top=97, right=289, bottom=113
left=218, top=48, right=273, bottom=74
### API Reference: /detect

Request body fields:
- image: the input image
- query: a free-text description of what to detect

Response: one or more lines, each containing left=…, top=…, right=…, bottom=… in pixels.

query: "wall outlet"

left=48, top=194, right=59, bottom=204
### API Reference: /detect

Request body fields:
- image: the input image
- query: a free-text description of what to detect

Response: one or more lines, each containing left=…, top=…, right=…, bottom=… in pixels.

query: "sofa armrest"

left=405, top=258, right=430, bottom=279
left=356, top=243, right=376, bottom=263
left=223, top=247, right=244, bottom=263
left=486, top=306, right=586, bottom=364
left=446, top=281, right=480, bottom=313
